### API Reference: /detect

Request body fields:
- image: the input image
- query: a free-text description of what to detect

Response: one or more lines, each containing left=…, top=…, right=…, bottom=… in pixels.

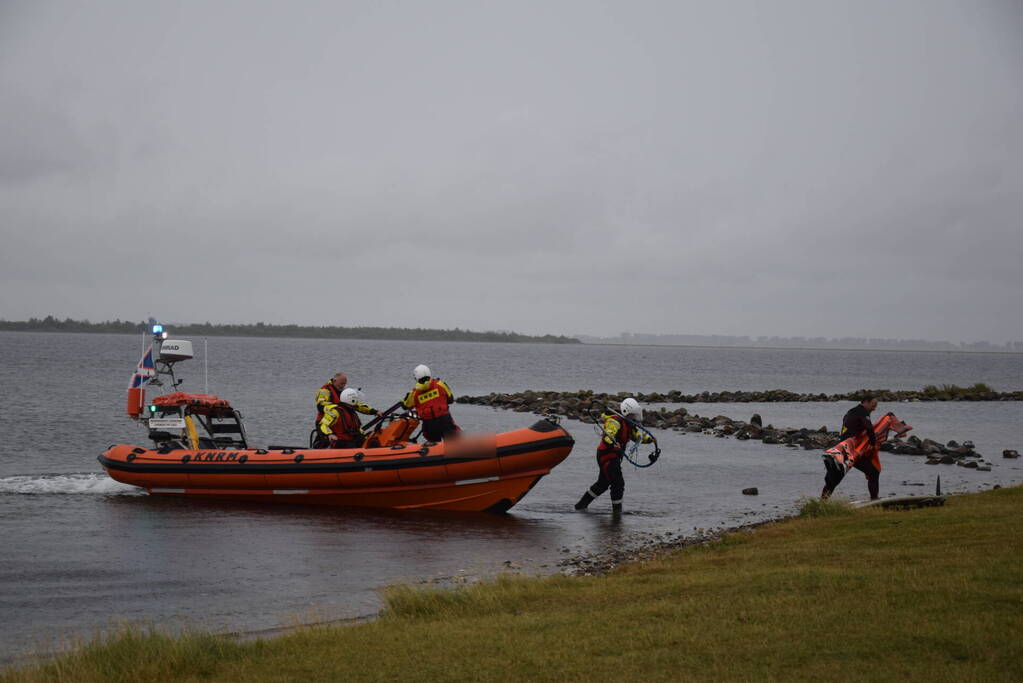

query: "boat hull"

left=99, top=419, right=573, bottom=512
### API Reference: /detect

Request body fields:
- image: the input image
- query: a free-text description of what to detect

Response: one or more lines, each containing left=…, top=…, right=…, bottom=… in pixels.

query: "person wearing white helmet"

left=315, top=372, right=378, bottom=433
left=315, top=387, right=369, bottom=448
left=401, top=364, right=460, bottom=442
left=574, top=397, right=653, bottom=515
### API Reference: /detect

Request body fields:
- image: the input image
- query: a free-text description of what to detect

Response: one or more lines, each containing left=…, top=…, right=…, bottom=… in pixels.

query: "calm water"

left=1, top=331, right=1021, bottom=662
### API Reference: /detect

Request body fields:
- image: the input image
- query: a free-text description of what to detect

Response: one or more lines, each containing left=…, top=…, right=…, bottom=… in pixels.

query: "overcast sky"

left=1, top=0, right=1021, bottom=341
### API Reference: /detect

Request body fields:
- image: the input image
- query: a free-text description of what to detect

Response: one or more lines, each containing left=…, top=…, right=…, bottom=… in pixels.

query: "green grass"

left=921, top=383, right=994, bottom=399
left=796, top=496, right=855, bottom=518
left=5, top=487, right=1022, bottom=682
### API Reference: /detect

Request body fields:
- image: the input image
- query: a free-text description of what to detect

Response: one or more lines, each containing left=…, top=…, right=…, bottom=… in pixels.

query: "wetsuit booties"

left=574, top=492, right=595, bottom=510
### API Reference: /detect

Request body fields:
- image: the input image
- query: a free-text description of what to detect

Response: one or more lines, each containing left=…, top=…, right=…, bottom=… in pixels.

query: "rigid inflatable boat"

left=101, top=331, right=574, bottom=512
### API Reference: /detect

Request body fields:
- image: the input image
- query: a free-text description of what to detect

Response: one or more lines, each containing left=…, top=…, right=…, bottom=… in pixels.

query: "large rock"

left=1003, top=449, right=1020, bottom=459
left=892, top=442, right=926, bottom=456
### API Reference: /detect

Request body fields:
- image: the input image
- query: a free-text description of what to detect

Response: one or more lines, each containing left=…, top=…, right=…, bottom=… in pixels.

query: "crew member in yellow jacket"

left=315, top=372, right=377, bottom=432
left=316, top=388, right=368, bottom=449
left=402, top=364, right=460, bottom=442
left=574, top=397, right=653, bottom=515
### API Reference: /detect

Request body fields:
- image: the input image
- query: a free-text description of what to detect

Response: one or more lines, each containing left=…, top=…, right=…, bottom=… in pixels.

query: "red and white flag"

left=128, top=345, right=156, bottom=389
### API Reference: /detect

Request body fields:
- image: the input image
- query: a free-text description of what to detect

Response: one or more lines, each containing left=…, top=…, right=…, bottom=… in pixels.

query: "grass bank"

left=6, top=488, right=1021, bottom=682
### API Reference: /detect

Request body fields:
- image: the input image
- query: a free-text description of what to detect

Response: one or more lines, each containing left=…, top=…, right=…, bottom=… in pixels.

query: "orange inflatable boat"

left=101, top=391, right=573, bottom=512
left=109, top=329, right=575, bottom=512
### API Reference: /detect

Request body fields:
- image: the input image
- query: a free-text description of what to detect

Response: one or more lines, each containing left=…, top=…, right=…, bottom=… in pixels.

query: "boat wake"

left=0, top=473, right=143, bottom=496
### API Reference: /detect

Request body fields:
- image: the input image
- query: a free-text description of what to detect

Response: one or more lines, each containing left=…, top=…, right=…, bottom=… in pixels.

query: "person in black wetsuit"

left=822, top=394, right=880, bottom=499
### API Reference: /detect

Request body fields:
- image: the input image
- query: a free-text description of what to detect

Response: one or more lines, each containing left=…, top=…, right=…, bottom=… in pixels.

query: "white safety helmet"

left=620, top=397, right=642, bottom=418
left=339, top=388, right=360, bottom=406
left=413, top=364, right=431, bottom=381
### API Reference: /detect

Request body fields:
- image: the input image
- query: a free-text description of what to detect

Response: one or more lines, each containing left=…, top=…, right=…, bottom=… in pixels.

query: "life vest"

left=316, top=382, right=341, bottom=421
left=322, top=403, right=363, bottom=441
left=411, top=379, right=451, bottom=420
left=597, top=414, right=631, bottom=454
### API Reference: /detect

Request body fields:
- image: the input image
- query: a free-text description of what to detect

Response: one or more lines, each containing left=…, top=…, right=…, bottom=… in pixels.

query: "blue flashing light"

left=152, top=324, right=163, bottom=335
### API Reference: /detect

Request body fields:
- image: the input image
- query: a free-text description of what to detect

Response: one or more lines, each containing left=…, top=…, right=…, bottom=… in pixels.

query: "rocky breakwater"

left=459, top=385, right=1022, bottom=406
left=458, top=390, right=996, bottom=468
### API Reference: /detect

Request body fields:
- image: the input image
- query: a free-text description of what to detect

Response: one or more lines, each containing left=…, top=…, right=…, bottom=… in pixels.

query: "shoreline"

left=553, top=516, right=779, bottom=577
left=0, top=323, right=581, bottom=345
left=3, top=327, right=1020, bottom=354
left=580, top=341, right=1023, bottom=355
left=8, top=485, right=1018, bottom=680
left=3, top=513, right=786, bottom=668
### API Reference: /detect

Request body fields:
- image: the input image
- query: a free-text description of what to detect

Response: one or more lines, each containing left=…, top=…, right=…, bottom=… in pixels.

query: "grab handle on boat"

left=361, top=401, right=405, bottom=433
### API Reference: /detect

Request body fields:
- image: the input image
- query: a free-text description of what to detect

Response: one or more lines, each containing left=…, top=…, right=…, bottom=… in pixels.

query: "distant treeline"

left=579, top=332, right=1023, bottom=353
left=0, top=316, right=582, bottom=344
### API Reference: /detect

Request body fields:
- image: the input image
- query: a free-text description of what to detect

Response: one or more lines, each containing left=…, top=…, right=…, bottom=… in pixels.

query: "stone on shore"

left=456, top=388, right=990, bottom=460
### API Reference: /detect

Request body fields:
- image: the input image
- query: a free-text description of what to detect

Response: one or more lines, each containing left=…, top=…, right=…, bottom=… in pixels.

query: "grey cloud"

left=0, top=0, right=1021, bottom=342
left=0, top=90, right=94, bottom=183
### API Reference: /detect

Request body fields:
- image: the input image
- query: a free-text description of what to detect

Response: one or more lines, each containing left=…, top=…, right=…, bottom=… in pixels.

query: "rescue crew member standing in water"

left=316, top=388, right=368, bottom=448
left=574, top=398, right=652, bottom=515
left=822, top=394, right=881, bottom=500
left=402, top=364, right=459, bottom=442
left=315, top=372, right=377, bottom=431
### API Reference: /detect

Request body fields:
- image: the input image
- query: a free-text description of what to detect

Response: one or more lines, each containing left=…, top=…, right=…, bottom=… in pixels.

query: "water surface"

left=1, top=331, right=1020, bottom=662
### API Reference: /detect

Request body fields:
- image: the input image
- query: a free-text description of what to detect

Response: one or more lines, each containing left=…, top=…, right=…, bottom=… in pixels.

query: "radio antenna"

left=204, top=338, right=209, bottom=394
